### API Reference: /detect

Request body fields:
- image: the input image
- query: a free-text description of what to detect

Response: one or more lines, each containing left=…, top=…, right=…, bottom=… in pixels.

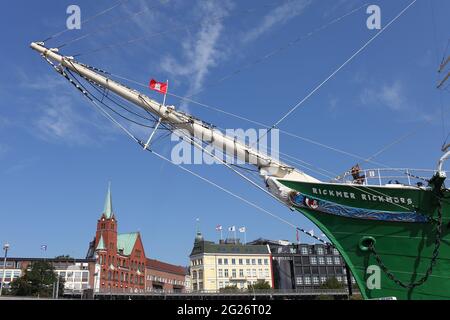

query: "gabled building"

left=86, top=184, right=146, bottom=293
left=189, top=232, right=273, bottom=291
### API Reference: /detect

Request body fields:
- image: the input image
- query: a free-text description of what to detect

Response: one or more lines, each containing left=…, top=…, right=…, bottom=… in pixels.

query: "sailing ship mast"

left=30, top=42, right=319, bottom=202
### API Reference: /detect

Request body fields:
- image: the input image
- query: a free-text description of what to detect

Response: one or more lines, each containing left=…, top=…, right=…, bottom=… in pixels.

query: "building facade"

left=248, top=239, right=355, bottom=290
left=145, top=259, right=188, bottom=293
left=189, top=232, right=273, bottom=292
left=0, top=257, right=96, bottom=294
left=86, top=185, right=147, bottom=293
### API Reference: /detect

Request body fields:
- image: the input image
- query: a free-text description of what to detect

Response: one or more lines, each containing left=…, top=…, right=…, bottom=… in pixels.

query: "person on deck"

left=351, top=164, right=365, bottom=184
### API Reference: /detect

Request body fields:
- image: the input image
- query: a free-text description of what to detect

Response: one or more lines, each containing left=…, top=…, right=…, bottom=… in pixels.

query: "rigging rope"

left=65, top=57, right=419, bottom=213
left=43, top=0, right=131, bottom=42
left=71, top=1, right=297, bottom=57
left=55, top=3, right=161, bottom=49
left=62, top=65, right=330, bottom=245
left=261, top=0, right=418, bottom=142
left=182, top=2, right=368, bottom=99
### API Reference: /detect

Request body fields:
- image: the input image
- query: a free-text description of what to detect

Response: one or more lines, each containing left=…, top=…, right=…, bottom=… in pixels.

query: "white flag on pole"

left=228, top=226, right=236, bottom=232
left=308, top=229, right=314, bottom=237
left=239, top=227, right=246, bottom=233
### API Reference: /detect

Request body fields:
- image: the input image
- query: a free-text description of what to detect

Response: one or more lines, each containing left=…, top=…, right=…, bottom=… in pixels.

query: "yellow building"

left=189, top=232, right=273, bottom=291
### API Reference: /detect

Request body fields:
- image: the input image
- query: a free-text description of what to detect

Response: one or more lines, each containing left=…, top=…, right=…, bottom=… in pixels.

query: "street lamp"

left=0, top=243, right=10, bottom=296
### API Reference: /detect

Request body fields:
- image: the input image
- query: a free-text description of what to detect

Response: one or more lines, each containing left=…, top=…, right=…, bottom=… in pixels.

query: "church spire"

left=103, top=182, right=114, bottom=219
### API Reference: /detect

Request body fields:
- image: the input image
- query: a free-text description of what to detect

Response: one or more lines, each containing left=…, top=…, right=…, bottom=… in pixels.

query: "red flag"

left=149, top=79, right=168, bottom=94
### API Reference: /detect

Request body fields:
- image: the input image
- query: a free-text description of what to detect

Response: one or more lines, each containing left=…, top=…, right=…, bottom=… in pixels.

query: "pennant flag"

left=40, top=245, right=47, bottom=251
left=149, top=79, right=168, bottom=94
left=228, top=226, right=236, bottom=232
left=216, top=225, right=223, bottom=231
left=239, top=227, right=246, bottom=233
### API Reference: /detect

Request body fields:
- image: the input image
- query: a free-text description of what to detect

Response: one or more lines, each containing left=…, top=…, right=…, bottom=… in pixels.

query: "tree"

left=320, top=277, right=344, bottom=290
left=54, top=255, right=74, bottom=260
left=220, top=285, right=239, bottom=293
left=9, top=261, right=65, bottom=297
left=248, top=280, right=271, bottom=291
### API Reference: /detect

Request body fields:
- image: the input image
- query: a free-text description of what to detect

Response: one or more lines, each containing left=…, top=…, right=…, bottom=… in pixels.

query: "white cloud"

left=34, top=94, right=118, bottom=146
left=241, top=0, right=311, bottom=43
left=360, top=80, right=406, bottom=111
left=160, top=0, right=233, bottom=110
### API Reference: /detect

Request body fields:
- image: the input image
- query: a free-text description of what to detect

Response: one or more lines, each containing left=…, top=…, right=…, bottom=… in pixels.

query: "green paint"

left=279, top=179, right=450, bottom=300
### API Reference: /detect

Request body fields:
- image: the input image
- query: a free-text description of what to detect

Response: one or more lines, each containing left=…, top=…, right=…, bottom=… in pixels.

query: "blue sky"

left=0, top=0, right=449, bottom=266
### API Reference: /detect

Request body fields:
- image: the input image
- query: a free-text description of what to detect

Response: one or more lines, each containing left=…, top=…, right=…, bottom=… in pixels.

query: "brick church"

left=86, top=184, right=147, bottom=293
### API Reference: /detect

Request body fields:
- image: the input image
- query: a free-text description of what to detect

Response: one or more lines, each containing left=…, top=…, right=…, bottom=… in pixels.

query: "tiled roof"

left=190, top=239, right=270, bottom=256
left=117, top=232, right=139, bottom=256
left=146, top=258, right=187, bottom=276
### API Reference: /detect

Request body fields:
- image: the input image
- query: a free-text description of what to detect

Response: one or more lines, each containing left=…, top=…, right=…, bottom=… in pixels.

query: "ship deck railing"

left=337, top=168, right=446, bottom=187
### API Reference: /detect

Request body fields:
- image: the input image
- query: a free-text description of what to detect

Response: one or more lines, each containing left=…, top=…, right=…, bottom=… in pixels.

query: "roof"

left=96, top=234, right=106, bottom=251
left=103, top=183, right=114, bottom=219
left=117, top=232, right=139, bottom=256
left=146, top=258, right=187, bottom=276
left=190, top=238, right=270, bottom=256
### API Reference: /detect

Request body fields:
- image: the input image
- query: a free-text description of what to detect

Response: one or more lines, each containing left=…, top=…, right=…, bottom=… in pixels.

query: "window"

left=219, top=281, right=224, bottom=289
left=82, top=272, right=89, bottom=282
left=337, top=276, right=342, bottom=282
left=326, top=257, right=333, bottom=265
left=252, top=269, right=256, bottom=277
left=246, top=259, right=250, bottom=265
left=301, top=247, right=308, bottom=255
left=312, top=276, right=319, bottom=285
left=246, top=269, right=251, bottom=277
left=265, top=269, right=270, bottom=278
left=239, top=259, right=243, bottom=265
left=333, top=248, right=339, bottom=255
left=251, top=259, right=256, bottom=265
left=334, top=257, right=340, bottom=264
left=317, top=247, right=324, bottom=255
left=264, top=259, right=269, bottom=265
left=318, top=257, right=325, bottom=265
left=224, top=259, right=228, bottom=265
left=304, top=276, right=311, bottom=285
left=310, top=257, right=317, bottom=265
left=231, top=259, right=236, bottom=265
left=232, top=269, right=236, bottom=278
left=320, top=276, right=327, bottom=283
left=224, top=269, right=229, bottom=277
left=218, top=258, right=222, bottom=265
left=239, top=269, right=244, bottom=277
left=218, top=269, right=223, bottom=278
left=257, top=259, right=262, bottom=265
left=296, top=277, right=303, bottom=285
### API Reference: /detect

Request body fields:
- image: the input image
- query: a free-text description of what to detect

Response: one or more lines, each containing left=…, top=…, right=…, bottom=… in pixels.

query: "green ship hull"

left=279, top=177, right=450, bottom=300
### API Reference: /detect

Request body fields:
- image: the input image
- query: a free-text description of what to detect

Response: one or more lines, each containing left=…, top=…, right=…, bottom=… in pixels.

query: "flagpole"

left=220, top=229, right=223, bottom=241
left=162, top=80, right=168, bottom=107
